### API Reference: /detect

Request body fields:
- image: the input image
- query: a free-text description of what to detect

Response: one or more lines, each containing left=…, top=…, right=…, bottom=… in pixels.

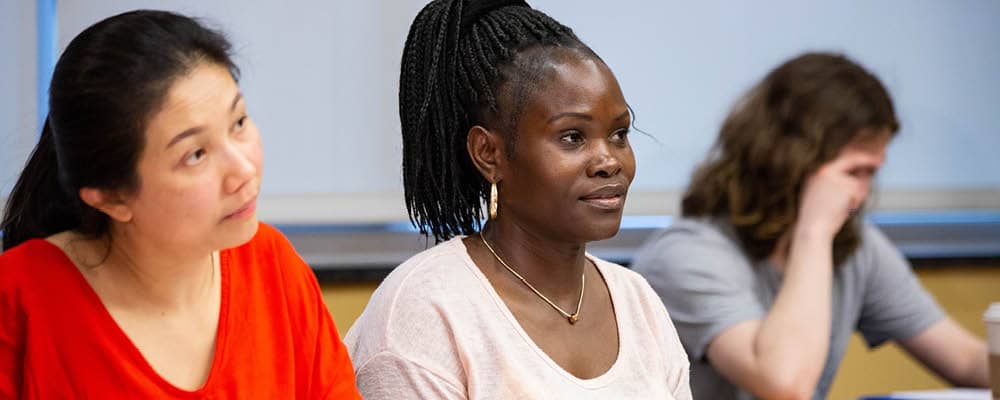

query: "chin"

left=592, top=225, right=622, bottom=241
left=220, top=216, right=260, bottom=249
left=582, top=217, right=624, bottom=242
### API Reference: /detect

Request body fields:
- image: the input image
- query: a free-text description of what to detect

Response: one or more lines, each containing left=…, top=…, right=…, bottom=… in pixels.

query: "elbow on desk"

left=741, top=368, right=819, bottom=400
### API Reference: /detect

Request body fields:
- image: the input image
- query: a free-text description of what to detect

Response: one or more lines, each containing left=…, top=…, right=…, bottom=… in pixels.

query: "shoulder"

left=345, top=237, right=485, bottom=365
left=376, top=237, right=481, bottom=303
left=857, top=220, right=896, bottom=254
left=1, top=239, right=85, bottom=333
left=844, top=220, right=916, bottom=282
left=647, top=217, right=740, bottom=247
left=223, top=223, right=323, bottom=312
left=233, top=222, right=293, bottom=256
left=633, top=218, right=746, bottom=267
left=0, top=239, right=69, bottom=288
left=226, top=222, right=305, bottom=274
left=844, top=220, right=905, bottom=272
left=358, top=237, right=483, bottom=316
left=632, top=218, right=756, bottom=287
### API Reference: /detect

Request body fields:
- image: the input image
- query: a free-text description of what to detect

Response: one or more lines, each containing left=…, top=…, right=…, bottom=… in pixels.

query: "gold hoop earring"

left=489, top=182, right=499, bottom=220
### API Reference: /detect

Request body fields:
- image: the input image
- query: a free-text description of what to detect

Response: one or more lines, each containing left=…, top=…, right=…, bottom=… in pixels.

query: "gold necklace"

left=479, top=232, right=585, bottom=325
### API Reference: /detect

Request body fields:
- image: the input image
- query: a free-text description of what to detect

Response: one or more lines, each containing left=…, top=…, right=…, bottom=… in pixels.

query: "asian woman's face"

left=118, top=62, right=263, bottom=254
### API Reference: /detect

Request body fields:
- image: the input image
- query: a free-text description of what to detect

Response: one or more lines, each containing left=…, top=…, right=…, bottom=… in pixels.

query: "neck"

left=481, top=218, right=587, bottom=299
left=79, top=225, right=217, bottom=311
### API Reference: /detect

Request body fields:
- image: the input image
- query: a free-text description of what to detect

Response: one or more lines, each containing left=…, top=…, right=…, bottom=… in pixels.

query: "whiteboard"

left=3, top=0, right=998, bottom=224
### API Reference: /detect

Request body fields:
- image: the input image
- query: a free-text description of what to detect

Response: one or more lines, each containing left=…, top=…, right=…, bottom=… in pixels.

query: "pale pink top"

left=344, top=237, right=692, bottom=399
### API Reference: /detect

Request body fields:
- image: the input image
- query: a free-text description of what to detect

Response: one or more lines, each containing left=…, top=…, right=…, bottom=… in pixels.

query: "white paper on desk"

left=889, top=388, right=989, bottom=400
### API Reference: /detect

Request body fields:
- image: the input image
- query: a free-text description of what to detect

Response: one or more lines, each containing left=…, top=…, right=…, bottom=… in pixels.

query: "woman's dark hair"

left=1, top=10, right=238, bottom=251
left=683, top=52, right=899, bottom=266
left=400, top=0, right=600, bottom=241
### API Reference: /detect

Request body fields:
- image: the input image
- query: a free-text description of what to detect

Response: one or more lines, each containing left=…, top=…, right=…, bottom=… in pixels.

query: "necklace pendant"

left=568, top=314, right=579, bottom=324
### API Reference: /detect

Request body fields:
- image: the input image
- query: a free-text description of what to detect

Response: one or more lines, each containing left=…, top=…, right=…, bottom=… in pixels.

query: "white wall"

left=0, top=1, right=38, bottom=196
left=545, top=1, right=1000, bottom=191
left=3, top=0, right=999, bottom=224
left=539, top=0, right=1000, bottom=215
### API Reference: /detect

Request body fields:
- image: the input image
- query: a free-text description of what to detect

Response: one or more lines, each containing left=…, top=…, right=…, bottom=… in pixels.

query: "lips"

left=225, top=195, right=258, bottom=220
left=579, top=184, right=627, bottom=210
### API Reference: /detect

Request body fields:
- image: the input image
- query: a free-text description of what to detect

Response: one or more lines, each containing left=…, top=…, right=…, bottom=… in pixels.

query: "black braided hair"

left=400, top=0, right=599, bottom=241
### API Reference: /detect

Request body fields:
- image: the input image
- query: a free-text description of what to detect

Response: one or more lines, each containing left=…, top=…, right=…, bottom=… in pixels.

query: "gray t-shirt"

left=631, top=218, right=945, bottom=400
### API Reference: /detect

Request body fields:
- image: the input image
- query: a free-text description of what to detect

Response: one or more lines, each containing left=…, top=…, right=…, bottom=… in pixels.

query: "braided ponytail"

left=400, top=0, right=598, bottom=241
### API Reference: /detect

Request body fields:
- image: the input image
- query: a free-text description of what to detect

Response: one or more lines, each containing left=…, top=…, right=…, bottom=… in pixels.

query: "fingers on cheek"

left=849, top=191, right=866, bottom=210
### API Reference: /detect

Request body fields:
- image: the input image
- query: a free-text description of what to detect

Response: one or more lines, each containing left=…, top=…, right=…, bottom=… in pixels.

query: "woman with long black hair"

left=0, top=10, right=360, bottom=398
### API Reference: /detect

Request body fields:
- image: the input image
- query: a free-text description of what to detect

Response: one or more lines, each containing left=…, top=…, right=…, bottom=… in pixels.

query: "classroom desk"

left=860, top=388, right=991, bottom=399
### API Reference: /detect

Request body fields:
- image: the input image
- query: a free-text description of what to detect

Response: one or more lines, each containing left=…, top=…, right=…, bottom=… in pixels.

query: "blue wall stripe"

left=36, top=0, right=57, bottom=133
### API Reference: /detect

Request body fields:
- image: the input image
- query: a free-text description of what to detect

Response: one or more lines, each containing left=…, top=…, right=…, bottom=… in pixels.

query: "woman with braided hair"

left=344, top=0, right=691, bottom=398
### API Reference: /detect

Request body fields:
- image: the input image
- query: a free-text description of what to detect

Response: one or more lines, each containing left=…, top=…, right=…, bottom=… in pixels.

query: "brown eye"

left=183, top=148, right=207, bottom=166
left=610, top=128, right=630, bottom=143
left=848, top=167, right=876, bottom=178
left=560, top=131, right=585, bottom=145
left=233, top=115, right=248, bottom=131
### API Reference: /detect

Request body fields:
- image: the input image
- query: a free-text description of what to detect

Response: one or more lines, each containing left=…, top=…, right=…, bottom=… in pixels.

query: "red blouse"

left=0, top=223, right=360, bottom=399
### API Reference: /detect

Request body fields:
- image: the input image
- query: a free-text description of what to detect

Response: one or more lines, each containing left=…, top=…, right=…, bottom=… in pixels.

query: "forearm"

left=957, top=347, right=990, bottom=388
left=902, top=318, right=991, bottom=388
left=753, top=228, right=833, bottom=389
left=935, top=338, right=989, bottom=388
left=714, top=153, right=874, bottom=399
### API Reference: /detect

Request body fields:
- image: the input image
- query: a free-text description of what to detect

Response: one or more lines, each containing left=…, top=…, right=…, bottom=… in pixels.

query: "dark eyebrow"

left=547, top=109, right=631, bottom=125
left=614, top=109, right=630, bottom=122
left=547, top=112, right=592, bottom=124
left=231, top=92, right=243, bottom=111
left=165, top=92, right=243, bottom=150
left=166, top=126, right=205, bottom=150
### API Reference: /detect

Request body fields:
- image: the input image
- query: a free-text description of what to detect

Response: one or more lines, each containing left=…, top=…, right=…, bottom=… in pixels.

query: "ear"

left=79, top=187, right=134, bottom=223
left=466, top=125, right=507, bottom=183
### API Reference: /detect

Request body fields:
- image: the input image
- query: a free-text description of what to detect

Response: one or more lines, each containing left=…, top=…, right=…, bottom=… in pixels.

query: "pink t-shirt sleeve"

left=355, top=351, right=466, bottom=399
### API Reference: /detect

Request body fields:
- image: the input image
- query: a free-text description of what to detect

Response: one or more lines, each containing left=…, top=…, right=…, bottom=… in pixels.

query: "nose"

left=586, top=141, right=622, bottom=178
left=222, top=141, right=257, bottom=194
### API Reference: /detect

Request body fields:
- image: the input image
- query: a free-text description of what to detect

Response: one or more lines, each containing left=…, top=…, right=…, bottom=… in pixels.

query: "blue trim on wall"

left=272, top=210, right=1000, bottom=234
left=36, top=0, right=57, bottom=132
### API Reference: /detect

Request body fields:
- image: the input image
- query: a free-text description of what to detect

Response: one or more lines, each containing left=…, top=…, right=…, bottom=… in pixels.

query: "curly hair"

left=683, top=52, right=899, bottom=266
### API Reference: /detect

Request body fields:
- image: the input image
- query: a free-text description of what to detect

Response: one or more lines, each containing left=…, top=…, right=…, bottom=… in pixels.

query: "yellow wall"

left=321, top=282, right=379, bottom=334
left=828, top=265, right=1000, bottom=399
left=321, top=264, right=1000, bottom=398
